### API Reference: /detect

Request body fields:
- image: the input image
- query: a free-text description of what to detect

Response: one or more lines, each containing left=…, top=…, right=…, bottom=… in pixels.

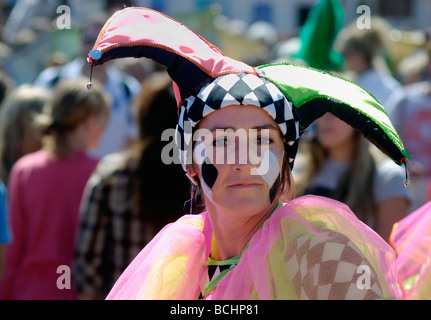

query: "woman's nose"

left=231, top=136, right=260, bottom=171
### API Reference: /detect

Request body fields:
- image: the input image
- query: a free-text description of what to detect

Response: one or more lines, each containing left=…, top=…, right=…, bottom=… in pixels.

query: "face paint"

left=198, top=145, right=282, bottom=204
left=250, top=150, right=283, bottom=203
left=200, top=157, right=218, bottom=202
left=202, top=158, right=218, bottom=188
left=250, top=150, right=280, bottom=188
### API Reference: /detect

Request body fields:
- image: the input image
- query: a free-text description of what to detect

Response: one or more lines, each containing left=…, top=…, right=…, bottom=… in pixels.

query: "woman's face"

left=343, top=50, right=367, bottom=74
left=191, top=105, right=285, bottom=216
left=315, top=113, right=355, bottom=150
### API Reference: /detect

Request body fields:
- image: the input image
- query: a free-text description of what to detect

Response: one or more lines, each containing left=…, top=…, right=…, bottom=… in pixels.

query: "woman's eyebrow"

left=207, top=124, right=279, bottom=132
left=252, top=124, right=279, bottom=131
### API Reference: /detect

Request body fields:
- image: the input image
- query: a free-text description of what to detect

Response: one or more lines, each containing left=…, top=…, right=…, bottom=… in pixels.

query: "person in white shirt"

left=335, top=17, right=402, bottom=115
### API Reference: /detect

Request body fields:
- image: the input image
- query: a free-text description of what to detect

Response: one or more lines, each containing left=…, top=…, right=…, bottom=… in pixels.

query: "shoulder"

left=275, top=195, right=395, bottom=253
left=7, top=151, right=52, bottom=189
left=271, top=196, right=364, bottom=242
left=106, top=212, right=207, bottom=300
left=374, top=158, right=405, bottom=180
left=264, top=196, right=399, bottom=299
left=404, top=81, right=430, bottom=96
left=146, top=212, right=207, bottom=250
left=86, top=151, right=135, bottom=186
left=390, top=82, right=429, bottom=103
left=358, top=69, right=400, bottom=89
left=373, top=159, right=412, bottom=202
left=11, top=150, right=51, bottom=172
left=171, top=213, right=206, bottom=231
left=95, top=150, right=139, bottom=176
left=129, top=212, right=206, bottom=263
left=279, top=195, right=354, bottom=217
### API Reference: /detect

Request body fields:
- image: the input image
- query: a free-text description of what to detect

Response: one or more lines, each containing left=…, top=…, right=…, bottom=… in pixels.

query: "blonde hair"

left=0, top=85, right=50, bottom=184
left=34, top=77, right=110, bottom=157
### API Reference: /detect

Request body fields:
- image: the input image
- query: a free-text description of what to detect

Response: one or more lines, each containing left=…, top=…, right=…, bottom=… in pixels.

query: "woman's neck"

left=65, top=126, right=90, bottom=152
left=207, top=201, right=278, bottom=261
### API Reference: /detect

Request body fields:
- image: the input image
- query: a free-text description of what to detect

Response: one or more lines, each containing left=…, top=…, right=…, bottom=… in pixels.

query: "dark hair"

left=129, top=71, right=190, bottom=228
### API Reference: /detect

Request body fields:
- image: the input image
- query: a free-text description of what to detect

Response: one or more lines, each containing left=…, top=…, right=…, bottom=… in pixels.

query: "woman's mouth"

left=228, top=182, right=261, bottom=189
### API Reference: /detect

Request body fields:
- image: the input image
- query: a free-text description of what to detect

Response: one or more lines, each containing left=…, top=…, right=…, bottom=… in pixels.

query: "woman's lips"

left=228, top=183, right=261, bottom=189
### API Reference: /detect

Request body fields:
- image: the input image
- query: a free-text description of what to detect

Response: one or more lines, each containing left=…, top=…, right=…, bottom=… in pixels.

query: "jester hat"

left=87, top=7, right=410, bottom=178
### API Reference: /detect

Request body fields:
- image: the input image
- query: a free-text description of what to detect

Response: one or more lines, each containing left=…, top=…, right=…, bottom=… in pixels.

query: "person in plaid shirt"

left=73, top=71, right=190, bottom=300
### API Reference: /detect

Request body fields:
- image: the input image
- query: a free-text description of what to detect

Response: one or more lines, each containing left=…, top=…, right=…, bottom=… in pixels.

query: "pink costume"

left=107, top=196, right=400, bottom=300
left=390, top=201, right=431, bottom=299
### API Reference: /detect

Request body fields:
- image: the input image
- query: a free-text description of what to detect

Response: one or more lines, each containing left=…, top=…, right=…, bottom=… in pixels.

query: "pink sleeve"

left=106, top=213, right=209, bottom=300
left=390, top=201, right=431, bottom=299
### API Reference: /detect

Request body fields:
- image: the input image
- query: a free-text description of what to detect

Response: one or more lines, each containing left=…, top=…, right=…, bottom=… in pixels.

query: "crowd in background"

left=0, top=0, right=430, bottom=300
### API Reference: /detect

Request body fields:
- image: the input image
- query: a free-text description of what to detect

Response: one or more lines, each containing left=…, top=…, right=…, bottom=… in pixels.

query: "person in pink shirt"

left=0, top=77, right=110, bottom=300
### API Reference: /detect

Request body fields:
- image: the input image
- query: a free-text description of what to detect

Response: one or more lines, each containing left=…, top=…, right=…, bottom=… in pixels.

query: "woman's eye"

left=213, top=137, right=229, bottom=147
left=257, top=136, right=273, bottom=145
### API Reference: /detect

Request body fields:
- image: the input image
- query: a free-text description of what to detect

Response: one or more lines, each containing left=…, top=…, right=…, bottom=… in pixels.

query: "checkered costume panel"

left=175, top=72, right=300, bottom=169
left=284, top=229, right=384, bottom=300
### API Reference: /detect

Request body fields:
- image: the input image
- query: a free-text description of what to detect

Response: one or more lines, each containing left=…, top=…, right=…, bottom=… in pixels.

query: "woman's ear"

left=185, top=164, right=200, bottom=185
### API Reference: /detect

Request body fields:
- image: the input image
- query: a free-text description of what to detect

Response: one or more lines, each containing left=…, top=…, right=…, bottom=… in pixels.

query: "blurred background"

left=0, top=0, right=430, bottom=85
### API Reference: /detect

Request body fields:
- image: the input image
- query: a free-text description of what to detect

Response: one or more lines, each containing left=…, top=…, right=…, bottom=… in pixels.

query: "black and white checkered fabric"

left=175, top=72, right=300, bottom=169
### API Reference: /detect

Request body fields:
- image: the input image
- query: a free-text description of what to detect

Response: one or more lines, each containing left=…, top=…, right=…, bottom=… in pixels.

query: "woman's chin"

left=219, top=196, right=270, bottom=215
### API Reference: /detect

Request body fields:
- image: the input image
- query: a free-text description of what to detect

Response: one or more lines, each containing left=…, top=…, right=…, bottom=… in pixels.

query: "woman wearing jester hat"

left=87, top=7, right=411, bottom=300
